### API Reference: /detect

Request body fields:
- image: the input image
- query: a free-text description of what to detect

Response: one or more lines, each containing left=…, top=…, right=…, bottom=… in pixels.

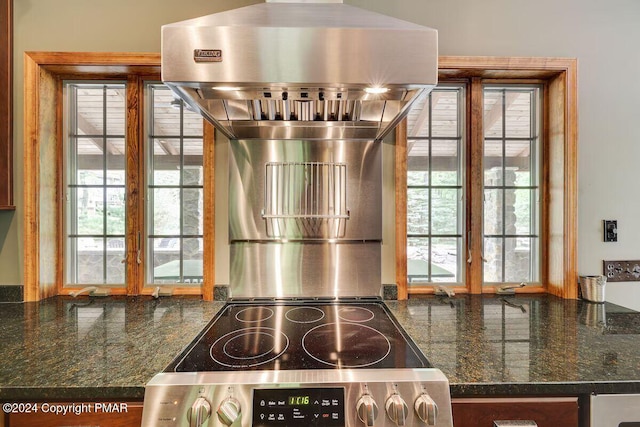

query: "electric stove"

left=141, top=300, right=453, bottom=427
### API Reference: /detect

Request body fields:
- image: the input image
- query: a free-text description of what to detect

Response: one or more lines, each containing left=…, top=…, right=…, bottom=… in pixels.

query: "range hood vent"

left=162, top=0, right=438, bottom=141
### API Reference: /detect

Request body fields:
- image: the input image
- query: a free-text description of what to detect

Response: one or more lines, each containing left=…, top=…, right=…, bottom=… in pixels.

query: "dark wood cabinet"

left=452, top=397, right=579, bottom=427
left=0, top=0, right=12, bottom=210
left=6, top=402, right=143, bottom=427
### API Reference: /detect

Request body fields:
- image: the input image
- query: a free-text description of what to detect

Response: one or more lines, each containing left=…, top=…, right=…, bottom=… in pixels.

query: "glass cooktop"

left=166, top=301, right=431, bottom=372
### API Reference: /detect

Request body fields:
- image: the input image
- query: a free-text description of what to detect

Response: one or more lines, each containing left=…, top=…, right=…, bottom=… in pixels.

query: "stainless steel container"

left=579, top=275, right=606, bottom=303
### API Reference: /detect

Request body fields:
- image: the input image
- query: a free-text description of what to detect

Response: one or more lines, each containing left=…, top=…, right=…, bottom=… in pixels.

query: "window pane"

left=504, top=237, right=532, bottom=282
left=151, top=238, right=181, bottom=283
left=183, top=189, right=204, bottom=235
left=152, top=139, right=181, bottom=186
left=514, top=188, right=533, bottom=235
left=407, top=237, right=430, bottom=284
left=152, top=89, right=182, bottom=136
left=484, top=189, right=503, bottom=236
left=484, top=144, right=503, bottom=186
left=484, top=237, right=503, bottom=283
left=184, top=109, right=204, bottom=136
left=76, top=88, right=104, bottom=133
left=431, top=91, right=459, bottom=137
left=183, top=238, right=203, bottom=285
left=76, top=138, right=104, bottom=185
left=406, top=92, right=429, bottom=137
left=76, top=238, right=105, bottom=284
left=431, top=237, right=459, bottom=282
left=408, top=140, right=429, bottom=185
left=183, top=139, right=204, bottom=186
left=106, top=138, right=126, bottom=184
left=431, top=140, right=459, bottom=186
left=483, top=91, right=502, bottom=137
left=505, top=140, right=530, bottom=170
left=407, top=188, right=429, bottom=235
left=431, top=188, right=460, bottom=235
left=153, top=188, right=181, bottom=235
left=106, top=238, right=126, bottom=283
left=76, top=187, right=104, bottom=235
left=106, top=188, right=126, bottom=235
left=106, top=87, right=126, bottom=135
left=505, top=91, right=532, bottom=138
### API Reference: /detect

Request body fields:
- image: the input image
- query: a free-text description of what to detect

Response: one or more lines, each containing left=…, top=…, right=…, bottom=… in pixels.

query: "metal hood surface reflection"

left=161, top=0, right=438, bottom=141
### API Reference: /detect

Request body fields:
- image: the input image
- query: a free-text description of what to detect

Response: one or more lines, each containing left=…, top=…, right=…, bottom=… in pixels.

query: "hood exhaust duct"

left=162, top=0, right=438, bottom=141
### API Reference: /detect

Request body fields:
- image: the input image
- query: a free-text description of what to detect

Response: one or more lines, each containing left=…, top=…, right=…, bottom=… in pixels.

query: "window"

left=396, top=57, right=578, bottom=298
left=406, top=86, right=465, bottom=285
left=147, top=84, right=205, bottom=285
left=36, top=56, right=217, bottom=299
left=483, top=87, right=541, bottom=284
left=404, top=83, right=542, bottom=291
left=65, top=83, right=127, bottom=286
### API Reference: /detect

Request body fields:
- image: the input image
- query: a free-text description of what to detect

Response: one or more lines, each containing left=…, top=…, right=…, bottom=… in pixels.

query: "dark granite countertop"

left=1, top=294, right=640, bottom=401
left=0, top=296, right=224, bottom=400
left=386, top=294, right=640, bottom=397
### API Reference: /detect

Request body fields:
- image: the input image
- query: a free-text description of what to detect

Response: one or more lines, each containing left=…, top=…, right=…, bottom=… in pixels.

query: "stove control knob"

left=356, top=394, right=379, bottom=426
left=187, top=397, right=211, bottom=427
left=217, top=397, right=241, bottom=426
left=385, top=394, right=409, bottom=426
left=414, top=393, right=438, bottom=425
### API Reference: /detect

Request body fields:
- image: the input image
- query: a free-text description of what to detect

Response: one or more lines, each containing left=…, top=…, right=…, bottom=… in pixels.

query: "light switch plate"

left=604, top=220, right=618, bottom=242
left=603, top=260, right=640, bottom=282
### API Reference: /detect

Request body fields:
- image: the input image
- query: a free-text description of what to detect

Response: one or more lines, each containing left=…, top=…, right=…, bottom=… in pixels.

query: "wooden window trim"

left=23, top=52, right=216, bottom=301
left=0, top=0, right=13, bottom=209
left=396, top=56, right=578, bottom=300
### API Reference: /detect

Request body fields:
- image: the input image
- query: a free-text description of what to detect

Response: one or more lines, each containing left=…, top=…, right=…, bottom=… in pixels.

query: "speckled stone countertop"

left=1, top=294, right=640, bottom=401
left=0, top=296, right=224, bottom=400
left=386, top=294, right=640, bottom=396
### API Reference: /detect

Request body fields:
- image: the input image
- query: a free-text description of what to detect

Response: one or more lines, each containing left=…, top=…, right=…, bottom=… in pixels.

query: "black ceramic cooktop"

left=167, top=301, right=431, bottom=372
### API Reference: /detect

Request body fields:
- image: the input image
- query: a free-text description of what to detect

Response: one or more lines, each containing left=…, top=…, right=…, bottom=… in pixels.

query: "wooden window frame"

left=23, top=52, right=216, bottom=301
left=0, top=0, right=13, bottom=210
left=396, top=56, right=578, bottom=300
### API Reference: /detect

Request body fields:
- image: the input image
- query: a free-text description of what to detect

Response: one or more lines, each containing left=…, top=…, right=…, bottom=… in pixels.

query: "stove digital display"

left=253, top=388, right=345, bottom=427
left=288, top=396, right=310, bottom=405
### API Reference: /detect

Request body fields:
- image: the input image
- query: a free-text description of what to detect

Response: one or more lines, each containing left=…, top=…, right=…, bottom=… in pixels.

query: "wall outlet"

left=603, top=260, right=640, bottom=282
left=604, top=220, right=618, bottom=242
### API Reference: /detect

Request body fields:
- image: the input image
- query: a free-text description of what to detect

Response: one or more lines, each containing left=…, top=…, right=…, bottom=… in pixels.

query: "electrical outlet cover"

left=603, top=260, right=640, bottom=282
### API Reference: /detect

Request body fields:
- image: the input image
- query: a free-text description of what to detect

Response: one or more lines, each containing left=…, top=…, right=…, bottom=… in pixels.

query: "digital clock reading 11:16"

left=288, top=396, right=310, bottom=405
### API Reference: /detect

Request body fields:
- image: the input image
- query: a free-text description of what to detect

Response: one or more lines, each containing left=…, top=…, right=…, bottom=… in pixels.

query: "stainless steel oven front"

left=143, top=369, right=453, bottom=427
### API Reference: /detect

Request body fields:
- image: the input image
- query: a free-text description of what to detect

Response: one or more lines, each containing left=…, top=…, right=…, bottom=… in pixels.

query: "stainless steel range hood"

left=162, top=0, right=438, bottom=141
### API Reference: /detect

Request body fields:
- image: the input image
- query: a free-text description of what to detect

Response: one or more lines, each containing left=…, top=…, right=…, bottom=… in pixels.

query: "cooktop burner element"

left=236, top=306, right=274, bottom=323
left=338, top=306, right=375, bottom=322
left=169, top=301, right=431, bottom=372
left=302, top=322, right=391, bottom=368
left=210, top=327, right=290, bottom=368
left=284, top=306, right=325, bottom=323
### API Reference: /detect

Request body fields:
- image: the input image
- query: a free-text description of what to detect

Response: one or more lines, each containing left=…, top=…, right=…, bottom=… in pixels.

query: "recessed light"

left=364, top=87, right=389, bottom=94
left=213, top=86, right=240, bottom=91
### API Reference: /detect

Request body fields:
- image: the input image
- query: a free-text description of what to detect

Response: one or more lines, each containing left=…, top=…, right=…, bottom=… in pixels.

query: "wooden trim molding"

left=202, top=122, right=216, bottom=301
left=23, top=52, right=218, bottom=301
left=396, top=56, right=578, bottom=298
left=467, top=77, right=484, bottom=295
left=395, top=120, right=408, bottom=300
left=0, top=0, right=13, bottom=209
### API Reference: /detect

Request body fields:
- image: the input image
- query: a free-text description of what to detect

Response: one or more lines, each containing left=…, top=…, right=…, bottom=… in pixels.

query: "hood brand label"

left=194, top=49, right=222, bottom=63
